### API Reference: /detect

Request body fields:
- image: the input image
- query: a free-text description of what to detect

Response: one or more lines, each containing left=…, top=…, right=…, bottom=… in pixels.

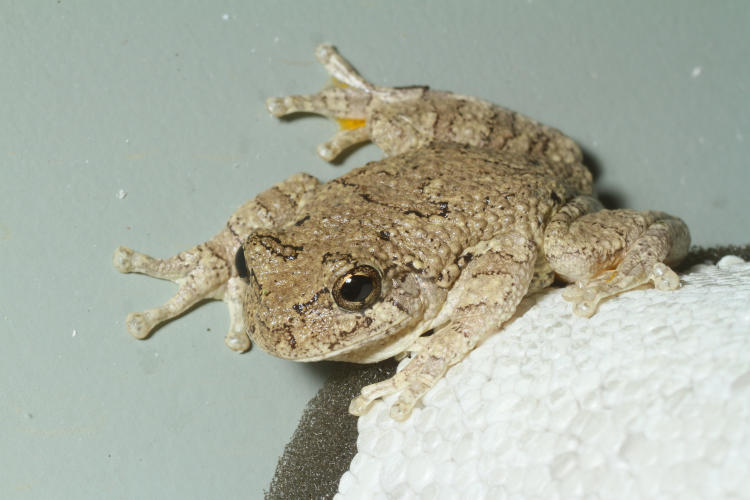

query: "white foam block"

left=337, top=256, right=750, bottom=499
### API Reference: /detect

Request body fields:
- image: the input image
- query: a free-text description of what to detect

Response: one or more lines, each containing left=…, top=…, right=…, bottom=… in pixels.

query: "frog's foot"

left=350, top=348, right=452, bottom=421
left=563, top=262, right=680, bottom=318
left=545, top=197, right=690, bottom=318
left=265, top=44, right=373, bottom=162
left=265, top=43, right=375, bottom=119
left=352, top=233, right=537, bottom=421
left=559, top=215, right=687, bottom=318
left=113, top=242, right=251, bottom=352
left=352, top=320, right=485, bottom=422
left=266, top=88, right=371, bottom=162
left=266, top=43, right=424, bottom=162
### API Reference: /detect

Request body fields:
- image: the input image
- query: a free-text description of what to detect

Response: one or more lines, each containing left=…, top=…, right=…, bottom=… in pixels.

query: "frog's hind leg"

left=113, top=241, right=250, bottom=352
left=544, top=196, right=690, bottom=318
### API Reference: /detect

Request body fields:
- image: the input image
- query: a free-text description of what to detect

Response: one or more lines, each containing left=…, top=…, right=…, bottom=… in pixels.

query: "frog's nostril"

left=235, top=245, right=249, bottom=278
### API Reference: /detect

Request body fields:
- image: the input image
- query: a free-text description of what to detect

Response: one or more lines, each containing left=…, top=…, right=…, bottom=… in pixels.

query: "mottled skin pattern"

left=114, top=44, right=690, bottom=421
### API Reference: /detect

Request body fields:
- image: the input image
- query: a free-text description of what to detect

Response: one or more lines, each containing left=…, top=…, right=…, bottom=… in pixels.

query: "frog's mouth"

left=302, top=314, right=427, bottom=364
left=252, top=303, right=428, bottom=364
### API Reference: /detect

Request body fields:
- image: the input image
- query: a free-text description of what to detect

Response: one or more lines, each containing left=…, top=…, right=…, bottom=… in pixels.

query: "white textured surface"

left=336, top=256, right=750, bottom=499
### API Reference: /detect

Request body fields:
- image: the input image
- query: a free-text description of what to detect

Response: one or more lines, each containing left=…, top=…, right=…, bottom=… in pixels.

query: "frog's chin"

left=290, top=315, right=427, bottom=363
left=328, top=325, right=425, bottom=363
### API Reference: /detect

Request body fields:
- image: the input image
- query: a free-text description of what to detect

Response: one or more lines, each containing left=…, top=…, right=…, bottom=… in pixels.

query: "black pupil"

left=341, top=274, right=373, bottom=302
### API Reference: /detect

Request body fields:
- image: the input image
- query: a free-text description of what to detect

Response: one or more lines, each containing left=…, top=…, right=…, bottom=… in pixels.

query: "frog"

left=113, top=44, right=690, bottom=421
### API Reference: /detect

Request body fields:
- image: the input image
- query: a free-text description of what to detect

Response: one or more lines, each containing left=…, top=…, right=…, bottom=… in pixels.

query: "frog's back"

left=324, top=142, right=592, bottom=218
left=297, top=143, right=591, bottom=280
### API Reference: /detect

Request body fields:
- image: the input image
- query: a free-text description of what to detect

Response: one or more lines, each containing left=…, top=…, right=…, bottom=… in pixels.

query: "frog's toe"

left=571, top=299, right=598, bottom=318
left=349, top=352, right=448, bottom=420
left=223, top=277, right=250, bottom=352
left=125, top=311, right=154, bottom=339
left=265, top=96, right=289, bottom=117
left=349, top=394, right=373, bottom=417
left=113, top=246, right=135, bottom=273
left=562, top=277, right=597, bottom=303
left=650, top=262, right=681, bottom=291
left=313, top=43, right=376, bottom=92
left=349, top=377, right=400, bottom=417
left=316, top=142, right=337, bottom=162
left=564, top=271, right=628, bottom=318
left=314, top=42, right=336, bottom=65
left=389, top=379, right=432, bottom=421
left=562, top=279, right=602, bottom=318
left=224, top=328, right=251, bottom=353
left=564, top=263, right=682, bottom=318
left=316, top=127, right=370, bottom=162
left=264, top=93, right=340, bottom=119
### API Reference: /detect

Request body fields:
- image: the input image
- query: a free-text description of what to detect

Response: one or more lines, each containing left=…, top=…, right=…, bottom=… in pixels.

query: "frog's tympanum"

left=114, top=45, right=689, bottom=420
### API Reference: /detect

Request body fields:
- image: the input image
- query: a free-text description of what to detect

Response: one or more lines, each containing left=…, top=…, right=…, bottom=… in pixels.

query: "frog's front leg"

left=350, top=233, right=538, bottom=421
left=113, top=242, right=249, bottom=349
left=544, top=196, right=691, bottom=317
left=113, top=173, right=321, bottom=351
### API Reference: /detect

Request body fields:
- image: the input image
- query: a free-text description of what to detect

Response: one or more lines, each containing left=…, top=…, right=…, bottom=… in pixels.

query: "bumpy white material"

left=336, top=257, right=750, bottom=499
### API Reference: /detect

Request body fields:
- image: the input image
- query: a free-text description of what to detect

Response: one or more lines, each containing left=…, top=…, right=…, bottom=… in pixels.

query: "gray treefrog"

left=114, top=44, right=689, bottom=420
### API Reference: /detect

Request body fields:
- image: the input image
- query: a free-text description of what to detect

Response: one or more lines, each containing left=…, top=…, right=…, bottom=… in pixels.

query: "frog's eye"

left=333, top=265, right=382, bottom=311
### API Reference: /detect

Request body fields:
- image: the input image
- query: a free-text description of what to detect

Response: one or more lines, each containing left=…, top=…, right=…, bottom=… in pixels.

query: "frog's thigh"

left=351, top=233, right=537, bottom=421
left=544, top=195, right=690, bottom=317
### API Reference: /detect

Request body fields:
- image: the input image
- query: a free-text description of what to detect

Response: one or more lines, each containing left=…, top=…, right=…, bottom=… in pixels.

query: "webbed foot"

left=350, top=350, right=449, bottom=421
left=265, top=44, right=374, bottom=162
left=265, top=43, right=424, bottom=162
left=562, top=262, right=681, bottom=318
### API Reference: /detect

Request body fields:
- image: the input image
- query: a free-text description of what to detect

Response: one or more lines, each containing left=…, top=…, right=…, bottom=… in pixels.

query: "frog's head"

left=239, top=230, right=435, bottom=362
